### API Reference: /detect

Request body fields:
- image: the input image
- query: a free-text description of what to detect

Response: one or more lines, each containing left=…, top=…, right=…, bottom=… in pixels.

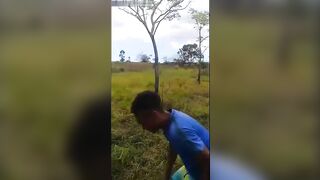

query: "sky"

left=111, top=0, right=210, bottom=62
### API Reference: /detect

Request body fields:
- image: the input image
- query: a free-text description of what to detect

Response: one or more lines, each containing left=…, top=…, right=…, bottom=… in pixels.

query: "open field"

left=111, top=62, right=209, bottom=179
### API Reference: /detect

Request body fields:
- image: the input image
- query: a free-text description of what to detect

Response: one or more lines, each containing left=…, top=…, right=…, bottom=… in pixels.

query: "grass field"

left=111, top=62, right=209, bottom=179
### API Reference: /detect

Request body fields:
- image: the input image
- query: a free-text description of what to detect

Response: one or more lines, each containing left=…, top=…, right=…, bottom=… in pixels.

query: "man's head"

left=131, top=90, right=168, bottom=133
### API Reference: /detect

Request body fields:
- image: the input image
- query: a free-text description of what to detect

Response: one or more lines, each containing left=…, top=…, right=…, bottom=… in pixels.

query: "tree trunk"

left=197, top=63, right=201, bottom=83
left=197, top=27, right=202, bottom=84
left=150, top=35, right=159, bottom=93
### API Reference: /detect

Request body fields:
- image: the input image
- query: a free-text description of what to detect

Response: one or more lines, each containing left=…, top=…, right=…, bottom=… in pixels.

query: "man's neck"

left=160, top=110, right=171, bottom=130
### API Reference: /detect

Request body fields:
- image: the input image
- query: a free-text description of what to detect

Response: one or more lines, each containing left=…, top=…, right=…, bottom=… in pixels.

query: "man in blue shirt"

left=131, top=91, right=210, bottom=180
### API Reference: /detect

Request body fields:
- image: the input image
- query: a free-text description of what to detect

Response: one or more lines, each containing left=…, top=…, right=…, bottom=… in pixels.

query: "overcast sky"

left=112, top=0, right=209, bottom=62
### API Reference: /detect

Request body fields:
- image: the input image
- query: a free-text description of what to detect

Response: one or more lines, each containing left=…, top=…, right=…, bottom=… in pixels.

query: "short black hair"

left=131, top=90, right=163, bottom=116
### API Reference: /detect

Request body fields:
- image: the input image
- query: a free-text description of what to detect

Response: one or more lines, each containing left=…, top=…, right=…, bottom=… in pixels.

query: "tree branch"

left=120, top=0, right=191, bottom=35
left=202, top=46, right=209, bottom=54
left=201, top=35, right=209, bottom=43
left=127, top=6, right=143, bottom=21
left=119, top=7, right=151, bottom=34
left=150, top=0, right=163, bottom=33
left=139, top=6, right=147, bottom=26
left=152, top=1, right=191, bottom=35
left=153, top=18, right=164, bottom=34
left=151, top=0, right=163, bottom=22
left=119, top=7, right=137, bottom=17
left=154, top=0, right=191, bottom=23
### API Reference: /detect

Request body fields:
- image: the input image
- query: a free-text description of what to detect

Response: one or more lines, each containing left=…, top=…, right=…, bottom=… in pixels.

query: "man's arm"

left=178, top=127, right=210, bottom=180
left=164, top=145, right=177, bottom=180
left=195, top=148, right=210, bottom=180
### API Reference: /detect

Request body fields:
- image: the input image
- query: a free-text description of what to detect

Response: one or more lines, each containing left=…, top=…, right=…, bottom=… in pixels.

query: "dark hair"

left=131, top=90, right=163, bottom=116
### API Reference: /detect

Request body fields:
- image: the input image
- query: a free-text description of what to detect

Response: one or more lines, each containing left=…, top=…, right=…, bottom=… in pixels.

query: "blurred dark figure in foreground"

left=66, top=95, right=111, bottom=180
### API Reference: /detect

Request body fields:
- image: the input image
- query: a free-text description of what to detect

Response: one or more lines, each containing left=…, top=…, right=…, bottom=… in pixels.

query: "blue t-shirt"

left=163, top=109, right=210, bottom=179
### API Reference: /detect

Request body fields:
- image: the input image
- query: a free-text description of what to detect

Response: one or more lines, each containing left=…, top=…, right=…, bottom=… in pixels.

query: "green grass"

left=111, top=63, right=209, bottom=179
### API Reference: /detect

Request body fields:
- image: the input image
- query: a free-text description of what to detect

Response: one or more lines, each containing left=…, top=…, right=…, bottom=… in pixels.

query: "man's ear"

left=151, top=110, right=158, bottom=117
left=152, top=110, right=162, bottom=117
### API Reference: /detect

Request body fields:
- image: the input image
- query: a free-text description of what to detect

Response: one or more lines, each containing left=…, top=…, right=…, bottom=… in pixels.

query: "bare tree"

left=190, top=8, right=209, bottom=84
left=119, top=0, right=191, bottom=93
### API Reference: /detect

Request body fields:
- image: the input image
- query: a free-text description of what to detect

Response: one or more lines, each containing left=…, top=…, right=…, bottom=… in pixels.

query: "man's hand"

left=164, top=145, right=177, bottom=180
left=195, top=148, right=210, bottom=180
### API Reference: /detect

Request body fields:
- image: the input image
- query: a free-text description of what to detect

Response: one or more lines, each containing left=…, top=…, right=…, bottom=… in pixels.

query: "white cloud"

left=170, top=41, right=182, bottom=50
